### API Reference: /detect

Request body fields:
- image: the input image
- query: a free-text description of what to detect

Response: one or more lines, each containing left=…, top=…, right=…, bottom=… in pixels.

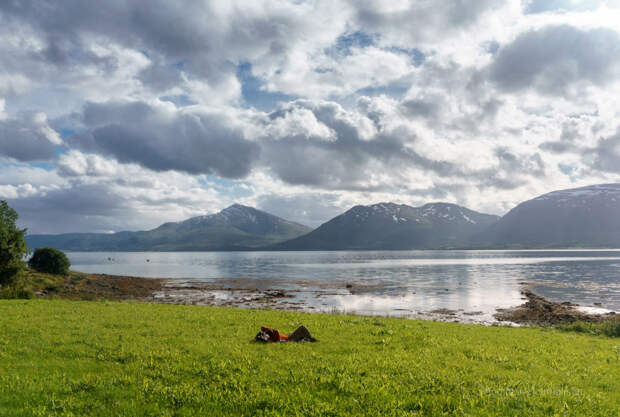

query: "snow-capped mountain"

left=474, top=184, right=620, bottom=247
left=275, top=202, right=499, bottom=250
left=26, top=204, right=312, bottom=251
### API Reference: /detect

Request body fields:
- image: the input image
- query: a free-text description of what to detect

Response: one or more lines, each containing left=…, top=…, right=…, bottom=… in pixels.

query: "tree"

left=0, top=201, right=28, bottom=286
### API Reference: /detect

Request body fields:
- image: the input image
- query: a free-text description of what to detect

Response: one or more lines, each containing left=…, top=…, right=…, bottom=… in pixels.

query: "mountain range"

left=25, top=184, right=620, bottom=251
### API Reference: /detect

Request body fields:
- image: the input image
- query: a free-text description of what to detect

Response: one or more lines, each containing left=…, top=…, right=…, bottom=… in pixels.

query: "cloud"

left=524, top=0, right=620, bottom=14
left=0, top=0, right=338, bottom=100
left=539, top=120, right=582, bottom=153
left=256, top=193, right=345, bottom=227
left=587, top=128, right=620, bottom=173
left=259, top=99, right=468, bottom=190
left=69, top=100, right=260, bottom=178
left=6, top=150, right=230, bottom=233
left=351, top=0, right=506, bottom=45
left=3, top=1, right=620, bottom=234
left=0, top=112, right=60, bottom=161
left=489, top=25, right=620, bottom=95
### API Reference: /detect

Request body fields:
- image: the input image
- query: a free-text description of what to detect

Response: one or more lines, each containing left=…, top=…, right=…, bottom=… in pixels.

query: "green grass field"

left=0, top=300, right=619, bottom=416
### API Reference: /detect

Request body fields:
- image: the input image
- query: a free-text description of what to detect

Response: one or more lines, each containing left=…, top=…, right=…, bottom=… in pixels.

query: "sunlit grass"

left=0, top=300, right=618, bottom=416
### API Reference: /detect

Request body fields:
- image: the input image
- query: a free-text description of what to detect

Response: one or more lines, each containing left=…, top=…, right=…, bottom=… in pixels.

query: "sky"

left=2, top=0, right=620, bottom=233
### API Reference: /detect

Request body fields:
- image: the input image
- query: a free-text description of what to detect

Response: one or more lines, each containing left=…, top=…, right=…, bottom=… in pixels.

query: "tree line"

left=0, top=200, right=70, bottom=296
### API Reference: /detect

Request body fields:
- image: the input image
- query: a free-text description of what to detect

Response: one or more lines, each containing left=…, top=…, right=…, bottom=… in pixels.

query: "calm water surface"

left=67, top=250, right=620, bottom=319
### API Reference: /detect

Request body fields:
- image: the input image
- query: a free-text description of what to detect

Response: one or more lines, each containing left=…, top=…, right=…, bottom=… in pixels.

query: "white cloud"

left=2, top=1, right=620, bottom=232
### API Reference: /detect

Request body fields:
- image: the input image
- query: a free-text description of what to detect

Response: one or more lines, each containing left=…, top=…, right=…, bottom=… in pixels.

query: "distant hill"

left=473, top=184, right=620, bottom=248
left=273, top=202, right=499, bottom=250
left=26, top=204, right=312, bottom=251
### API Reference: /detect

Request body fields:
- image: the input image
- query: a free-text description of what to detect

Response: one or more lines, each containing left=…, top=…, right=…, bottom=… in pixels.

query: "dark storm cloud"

left=68, top=101, right=260, bottom=178
left=489, top=25, right=620, bottom=95
left=0, top=116, right=57, bottom=161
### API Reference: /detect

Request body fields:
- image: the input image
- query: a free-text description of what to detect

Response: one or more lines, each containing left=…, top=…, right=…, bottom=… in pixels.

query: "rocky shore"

left=495, top=284, right=618, bottom=325
left=31, top=271, right=618, bottom=327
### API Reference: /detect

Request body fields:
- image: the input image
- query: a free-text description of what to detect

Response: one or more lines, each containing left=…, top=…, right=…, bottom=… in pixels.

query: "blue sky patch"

left=237, top=62, right=295, bottom=111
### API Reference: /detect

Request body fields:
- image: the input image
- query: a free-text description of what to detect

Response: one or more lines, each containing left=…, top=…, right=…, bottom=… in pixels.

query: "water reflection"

left=68, top=250, right=620, bottom=315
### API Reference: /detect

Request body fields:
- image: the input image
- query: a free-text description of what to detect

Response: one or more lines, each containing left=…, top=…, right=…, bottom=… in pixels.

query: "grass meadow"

left=0, top=299, right=619, bottom=416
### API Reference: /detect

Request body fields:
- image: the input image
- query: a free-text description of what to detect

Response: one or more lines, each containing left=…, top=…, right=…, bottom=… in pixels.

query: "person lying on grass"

left=255, top=325, right=316, bottom=342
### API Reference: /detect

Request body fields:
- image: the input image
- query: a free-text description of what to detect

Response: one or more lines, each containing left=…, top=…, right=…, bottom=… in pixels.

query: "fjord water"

left=67, top=250, right=620, bottom=318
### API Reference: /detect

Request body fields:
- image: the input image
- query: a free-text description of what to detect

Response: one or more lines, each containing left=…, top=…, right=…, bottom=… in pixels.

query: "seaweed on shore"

left=496, top=287, right=617, bottom=326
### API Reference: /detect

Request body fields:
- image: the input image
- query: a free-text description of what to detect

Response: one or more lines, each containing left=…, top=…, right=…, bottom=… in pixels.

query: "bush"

left=28, top=248, right=71, bottom=275
left=0, top=284, right=34, bottom=299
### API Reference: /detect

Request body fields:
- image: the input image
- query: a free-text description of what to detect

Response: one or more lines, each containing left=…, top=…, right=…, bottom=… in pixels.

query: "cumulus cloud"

left=69, top=100, right=260, bottom=178
left=489, top=25, right=620, bottom=95
left=258, top=99, right=470, bottom=190
left=0, top=112, right=60, bottom=161
left=6, top=150, right=231, bottom=233
left=2, top=1, right=620, bottom=233
left=350, top=0, right=507, bottom=46
left=0, top=0, right=342, bottom=102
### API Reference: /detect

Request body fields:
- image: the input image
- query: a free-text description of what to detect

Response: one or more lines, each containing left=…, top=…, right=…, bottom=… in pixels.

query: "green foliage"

left=0, top=266, right=21, bottom=287
left=559, top=319, right=620, bottom=338
left=28, top=247, right=71, bottom=275
left=0, top=300, right=619, bottom=416
left=0, top=201, right=27, bottom=286
left=0, top=283, right=34, bottom=299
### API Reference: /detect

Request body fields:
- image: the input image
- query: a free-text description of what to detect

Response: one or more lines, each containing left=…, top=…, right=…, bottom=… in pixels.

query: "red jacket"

left=261, top=326, right=289, bottom=342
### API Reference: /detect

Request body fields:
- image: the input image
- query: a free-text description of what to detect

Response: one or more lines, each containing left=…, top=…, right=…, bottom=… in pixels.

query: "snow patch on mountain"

left=535, top=184, right=620, bottom=201
left=344, top=202, right=494, bottom=226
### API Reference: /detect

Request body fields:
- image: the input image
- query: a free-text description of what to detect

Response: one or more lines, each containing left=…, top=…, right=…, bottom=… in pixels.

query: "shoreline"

left=495, top=283, right=617, bottom=325
left=28, top=270, right=618, bottom=326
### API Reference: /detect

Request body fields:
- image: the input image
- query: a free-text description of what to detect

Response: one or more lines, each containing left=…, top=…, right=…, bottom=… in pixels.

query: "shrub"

left=0, top=280, right=34, bottom=299
left=28, top=248, right=71, bottom=275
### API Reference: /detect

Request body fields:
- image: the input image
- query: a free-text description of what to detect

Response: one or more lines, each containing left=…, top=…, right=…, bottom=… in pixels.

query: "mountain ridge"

left=273, top=202, right=500, bottom=250
left=25, top=204, right=312, bottom=251
left=473, top=183, right=620, bottom=248
left=26, top=183, right=620, bottom=251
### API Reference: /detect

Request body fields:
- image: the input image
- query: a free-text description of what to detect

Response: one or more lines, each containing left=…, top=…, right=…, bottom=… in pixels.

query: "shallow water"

left=68, top=250, right=620, bottom=320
